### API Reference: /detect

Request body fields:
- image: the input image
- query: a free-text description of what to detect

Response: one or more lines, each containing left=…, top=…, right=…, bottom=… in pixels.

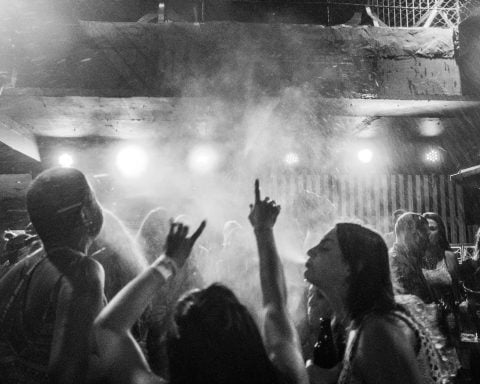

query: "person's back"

left=0, top=167, right=105, bottom=384
left=0, top=247, right=68, bottom=382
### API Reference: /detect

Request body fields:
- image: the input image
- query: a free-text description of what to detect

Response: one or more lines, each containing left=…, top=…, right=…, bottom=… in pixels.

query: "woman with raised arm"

left=92, top=215, right=294, bottom=384
left=249, top=180, right=309, bottom=384
left=91, top=220, right=205, bottom=384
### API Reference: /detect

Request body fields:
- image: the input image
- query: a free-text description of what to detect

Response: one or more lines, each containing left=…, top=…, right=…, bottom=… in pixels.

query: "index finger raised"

left=255, top=179, right=261, bottom=203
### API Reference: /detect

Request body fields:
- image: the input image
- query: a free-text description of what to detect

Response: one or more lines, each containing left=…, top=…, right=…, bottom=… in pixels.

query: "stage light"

left=116, top=145, right=148, bottom=177
left=425, top=148, right=441, bottom=163
left=358, top=149, right=373, bottom=163
left=284, top=152, right=299, bottom=165
left=187, top=144, right=220, bottom=174
left=418, top=118, right=444, bottom=137
left=58, top=153, right=73, bottom=168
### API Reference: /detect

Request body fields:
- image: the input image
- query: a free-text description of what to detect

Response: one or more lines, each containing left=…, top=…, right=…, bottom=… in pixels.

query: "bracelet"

left=153, top=255, right=179, bottom=280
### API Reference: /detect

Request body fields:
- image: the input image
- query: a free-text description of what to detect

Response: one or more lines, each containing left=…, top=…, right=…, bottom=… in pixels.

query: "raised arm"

left=92, top=221, right=205, bottom=383
left=249, top=179, right=286, bottom=308
left=249, top=180, right=308, bottom=384
left=95, top=221, right=205, bottom=333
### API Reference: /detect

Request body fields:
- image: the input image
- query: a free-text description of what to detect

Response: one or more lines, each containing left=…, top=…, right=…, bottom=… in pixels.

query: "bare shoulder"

left=58, top=257, right=105, bottom=294
left=80, top=257, right=104, bottom=278
left=359, top=314, right=416, bottom=350
left=354, top=313, right=421, bottom=383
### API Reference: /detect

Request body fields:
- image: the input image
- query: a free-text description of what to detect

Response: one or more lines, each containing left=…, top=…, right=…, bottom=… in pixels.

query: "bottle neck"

left=317, top=317, right=333, bottom=338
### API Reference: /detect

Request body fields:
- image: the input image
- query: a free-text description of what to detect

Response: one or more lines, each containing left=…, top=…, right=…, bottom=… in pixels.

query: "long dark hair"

left=167, top=284, right=282, bottom=384
left=335, top=223, right=396, bottom=324
left=422, top=212, right=451, bottom=252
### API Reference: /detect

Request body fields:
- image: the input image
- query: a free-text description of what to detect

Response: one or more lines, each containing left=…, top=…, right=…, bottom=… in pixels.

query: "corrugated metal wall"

left=264, top=173, right=467, bottom=243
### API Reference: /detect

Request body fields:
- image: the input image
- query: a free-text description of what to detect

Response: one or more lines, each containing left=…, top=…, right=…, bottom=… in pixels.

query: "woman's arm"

left=94, top=255, right=173, bottom=334
left=92, top=221, right=205, bottom=383
left=423, top=267, right=452, bottom=286
left=249, top=180, right=308, bottom=384
left=444, top=250, right=462, bottom=302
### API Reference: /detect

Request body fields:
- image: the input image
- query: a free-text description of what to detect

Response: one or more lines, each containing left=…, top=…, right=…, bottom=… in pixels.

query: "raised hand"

left=248, top=179, right=281, bottom=230
left=165, top=220, right=206, bottom=268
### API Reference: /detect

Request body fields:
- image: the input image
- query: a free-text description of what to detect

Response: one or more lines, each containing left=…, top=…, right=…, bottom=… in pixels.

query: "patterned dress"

left=338, top=295, right=459, bottom=384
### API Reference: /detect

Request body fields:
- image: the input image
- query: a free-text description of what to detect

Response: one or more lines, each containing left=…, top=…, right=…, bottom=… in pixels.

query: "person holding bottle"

left=305, top=221, right=455, bottom=384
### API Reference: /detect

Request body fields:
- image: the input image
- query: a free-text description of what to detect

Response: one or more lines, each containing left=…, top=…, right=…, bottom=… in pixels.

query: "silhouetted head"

left=392, top=209, right=407, bottom=225
left=422, top=212, right=450, bottom=251
left=306, top=223, right=394, bottom=324
left=395, top=212, right=429, bottom=253
left=26, top=167, right=103, bottom=249
left=136, top=207, right=169, bottom=264
left=222, top=220, right=242, bottom=248
left=167, top=284, right=281, bottom=384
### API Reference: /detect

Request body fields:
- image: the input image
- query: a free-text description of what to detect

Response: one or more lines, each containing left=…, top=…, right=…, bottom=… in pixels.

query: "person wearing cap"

left=0, top=167, right=105, bottom=384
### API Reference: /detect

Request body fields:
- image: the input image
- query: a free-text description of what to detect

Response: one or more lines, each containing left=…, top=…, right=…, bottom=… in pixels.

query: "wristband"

left=254, top=227, right=274, bottom=233
left=153, top=255, right=179, bottom=280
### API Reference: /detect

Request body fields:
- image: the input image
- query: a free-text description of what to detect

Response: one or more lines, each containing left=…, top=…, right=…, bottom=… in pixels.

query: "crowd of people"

left=0, top=167, right=480, bottom=383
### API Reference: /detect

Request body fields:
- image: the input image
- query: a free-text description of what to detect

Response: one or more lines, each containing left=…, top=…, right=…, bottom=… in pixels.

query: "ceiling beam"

left=1, top=95, right=479, bottom=139
left=0, top=115, right=40, bottom=161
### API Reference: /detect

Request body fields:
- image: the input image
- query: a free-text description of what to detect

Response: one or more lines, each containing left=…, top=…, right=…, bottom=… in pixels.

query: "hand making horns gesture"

left=248, top=179, right=281, bottom=230
left=165, top=220, right=206, bottom=268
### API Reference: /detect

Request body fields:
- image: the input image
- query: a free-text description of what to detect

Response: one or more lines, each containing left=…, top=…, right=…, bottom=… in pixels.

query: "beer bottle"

left=313, top=317, right=338, bottom=368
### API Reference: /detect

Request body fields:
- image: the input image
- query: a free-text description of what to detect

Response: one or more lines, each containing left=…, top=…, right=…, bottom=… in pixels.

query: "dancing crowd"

left=0, top=166, right=479, bottom=384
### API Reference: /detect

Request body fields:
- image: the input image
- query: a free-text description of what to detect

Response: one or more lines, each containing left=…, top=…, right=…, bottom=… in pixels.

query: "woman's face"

left=305, top=228, right=349, bottom=297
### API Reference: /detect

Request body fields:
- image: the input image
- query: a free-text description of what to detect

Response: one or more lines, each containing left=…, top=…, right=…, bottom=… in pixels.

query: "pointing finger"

left=255, top=179, right=261, bottom=203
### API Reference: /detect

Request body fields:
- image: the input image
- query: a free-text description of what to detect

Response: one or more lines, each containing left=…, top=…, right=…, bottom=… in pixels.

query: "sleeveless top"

left=338, top=300, right=458, bottom=384
left=0, top=249, right=63, bottom=384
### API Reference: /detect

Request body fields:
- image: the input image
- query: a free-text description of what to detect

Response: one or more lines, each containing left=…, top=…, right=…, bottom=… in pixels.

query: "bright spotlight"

left=116, top=145, right=148, bottom=177
left=358, top=149, right=373, bottom=163
left=425, top=149, right=441, bottom=163
left=418, top=118, right=444, bottom=137
left=58, top=153, right=74, bottom=168
left=187, top=144, right=220, bottom=174
left=284, top=152, right=300, bottom=165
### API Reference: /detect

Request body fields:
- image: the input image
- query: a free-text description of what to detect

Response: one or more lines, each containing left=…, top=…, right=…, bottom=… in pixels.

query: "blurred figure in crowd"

left=383, top=208, right=406, bottom=249
left=390, top=212, right=433, bottom=303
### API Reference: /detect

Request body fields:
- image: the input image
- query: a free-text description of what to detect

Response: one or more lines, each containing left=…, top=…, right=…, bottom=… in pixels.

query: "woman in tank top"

left=305, top=223, right=455, bottom=384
